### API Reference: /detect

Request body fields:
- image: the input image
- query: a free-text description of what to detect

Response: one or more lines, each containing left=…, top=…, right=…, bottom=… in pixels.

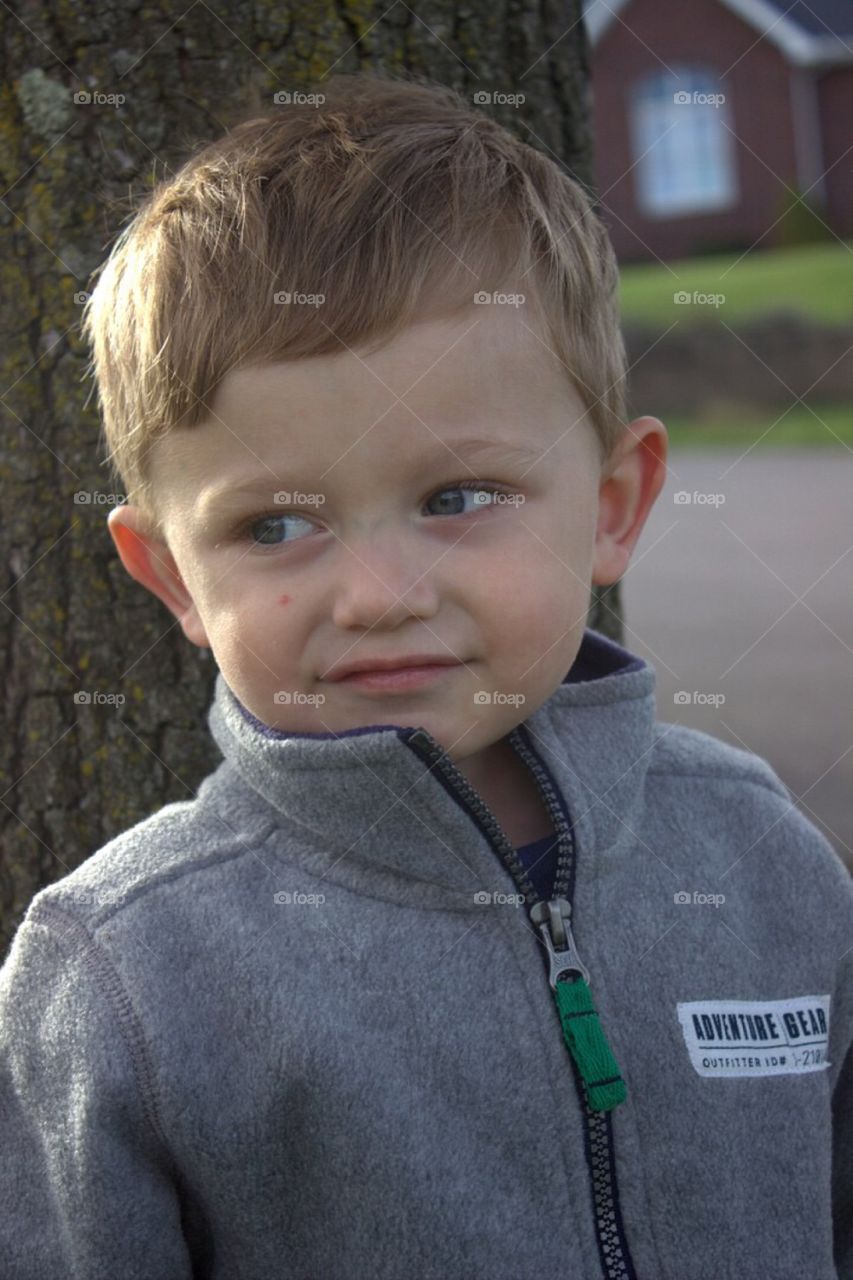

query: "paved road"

left=620, top=447, right=853, bottom=873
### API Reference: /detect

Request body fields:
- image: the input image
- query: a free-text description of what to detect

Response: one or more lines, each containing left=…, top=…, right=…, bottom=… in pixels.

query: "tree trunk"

left=0, top=0, right=620, bottom=954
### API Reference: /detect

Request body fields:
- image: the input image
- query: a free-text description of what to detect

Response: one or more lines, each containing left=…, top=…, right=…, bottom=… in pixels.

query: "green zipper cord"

left=553, top=976, right=627, bottom=1112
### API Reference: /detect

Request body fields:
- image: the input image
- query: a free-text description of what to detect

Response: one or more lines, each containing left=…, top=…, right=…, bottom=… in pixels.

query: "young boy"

left=1, top=72, right=850, bottom=1280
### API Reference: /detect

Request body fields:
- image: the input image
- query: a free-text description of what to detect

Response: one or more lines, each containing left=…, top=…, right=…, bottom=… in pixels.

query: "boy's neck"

left=454, top=734, right=554, bottom=847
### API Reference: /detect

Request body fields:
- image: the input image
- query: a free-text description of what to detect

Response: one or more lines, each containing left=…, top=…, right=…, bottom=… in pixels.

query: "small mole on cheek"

left=278, top=594, right=293, bottom=606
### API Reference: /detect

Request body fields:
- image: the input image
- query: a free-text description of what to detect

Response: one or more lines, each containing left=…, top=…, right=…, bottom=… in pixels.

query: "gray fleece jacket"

left=1, top=628, right=851, bottom=1280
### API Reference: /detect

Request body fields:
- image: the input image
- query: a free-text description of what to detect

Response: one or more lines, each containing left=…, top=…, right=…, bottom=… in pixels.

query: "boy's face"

left=108, top=300, right=666, bottom=769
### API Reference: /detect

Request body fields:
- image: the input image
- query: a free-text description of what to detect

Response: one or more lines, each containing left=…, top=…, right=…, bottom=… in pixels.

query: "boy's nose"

left=330, top=542, right=440, bottom=632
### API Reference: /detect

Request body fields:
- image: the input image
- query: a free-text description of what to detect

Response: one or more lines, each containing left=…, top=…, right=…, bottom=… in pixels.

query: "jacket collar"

left=207, top=628, right=658, bottom=903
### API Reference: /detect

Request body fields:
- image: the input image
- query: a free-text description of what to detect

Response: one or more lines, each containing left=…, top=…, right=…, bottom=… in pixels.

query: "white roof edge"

left=584, top=0, right=632, bottom=45
left=585, top=0, right=853, bottom=66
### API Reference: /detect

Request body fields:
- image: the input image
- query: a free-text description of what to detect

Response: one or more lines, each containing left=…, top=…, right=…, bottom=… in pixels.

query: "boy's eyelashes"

left=220, top=478, right=522, bottom=549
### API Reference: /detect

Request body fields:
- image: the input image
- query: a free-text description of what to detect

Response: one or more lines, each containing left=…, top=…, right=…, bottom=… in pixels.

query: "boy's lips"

left=329, top=661, right=465, bottom=694
left=324, top=654, right=464, bottom=682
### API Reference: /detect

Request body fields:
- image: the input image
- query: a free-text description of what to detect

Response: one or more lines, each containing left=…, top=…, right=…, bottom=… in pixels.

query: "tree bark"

left=0, top=0, right=620, bottom=954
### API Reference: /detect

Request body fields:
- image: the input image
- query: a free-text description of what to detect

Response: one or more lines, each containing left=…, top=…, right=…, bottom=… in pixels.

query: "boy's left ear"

left=106, top=504, right=212, bottom=649
left=591, top=416, right=669, bottom=587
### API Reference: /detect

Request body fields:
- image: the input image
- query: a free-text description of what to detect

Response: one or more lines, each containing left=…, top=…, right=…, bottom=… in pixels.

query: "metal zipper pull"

left=531, top=899, right=627, bottom=1113
left=530, top=899, right=590, bottom=987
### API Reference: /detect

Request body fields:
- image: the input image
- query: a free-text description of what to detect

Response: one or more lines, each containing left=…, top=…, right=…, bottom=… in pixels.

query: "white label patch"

left=677, top=995, right=830, bottom=1078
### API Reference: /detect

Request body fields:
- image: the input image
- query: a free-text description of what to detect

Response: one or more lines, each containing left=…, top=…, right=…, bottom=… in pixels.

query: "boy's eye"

left=232, top=481, right=509, bottom=549
left=241, top=512, right=315, bottom=547
left=424, top=481, right=504, bottom=517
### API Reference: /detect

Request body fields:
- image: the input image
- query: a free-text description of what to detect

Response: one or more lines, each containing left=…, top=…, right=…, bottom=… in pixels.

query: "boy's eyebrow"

left=195, top=436, right=543, bottom=514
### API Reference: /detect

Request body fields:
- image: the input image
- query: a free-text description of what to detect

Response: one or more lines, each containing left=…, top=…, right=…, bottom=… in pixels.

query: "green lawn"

left=619, top=241, right=853, bottom=326
left=659, top=400, right=853, bottom=448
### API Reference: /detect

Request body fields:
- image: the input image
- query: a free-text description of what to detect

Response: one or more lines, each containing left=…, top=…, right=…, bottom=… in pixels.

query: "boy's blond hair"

left=82, top=71, right=628, bottom=537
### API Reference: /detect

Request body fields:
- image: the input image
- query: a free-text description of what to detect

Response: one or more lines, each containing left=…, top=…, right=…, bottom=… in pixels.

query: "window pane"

left=630, top=67, right=738, bottom=217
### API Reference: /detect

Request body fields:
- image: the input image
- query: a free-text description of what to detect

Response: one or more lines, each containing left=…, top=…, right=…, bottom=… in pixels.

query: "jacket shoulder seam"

left=645, top=765, right=786, bottom=799
left=24, top=900, right=179, bottom=1171
left=67, top=815, right=281, bottom=929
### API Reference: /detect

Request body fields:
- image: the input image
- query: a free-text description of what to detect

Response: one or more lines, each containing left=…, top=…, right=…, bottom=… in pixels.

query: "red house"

left=584, top=0, right=853, bottom=260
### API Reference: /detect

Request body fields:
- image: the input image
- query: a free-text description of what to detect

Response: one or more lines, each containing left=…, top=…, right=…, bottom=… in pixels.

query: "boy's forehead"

left=230, top=307, right=578, bottom=431
left=152, top=301, right=596, bottom=507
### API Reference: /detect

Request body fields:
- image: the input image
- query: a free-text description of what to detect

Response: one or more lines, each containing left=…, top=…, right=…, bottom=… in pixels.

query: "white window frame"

left=629, top=67, right=739, bottom=218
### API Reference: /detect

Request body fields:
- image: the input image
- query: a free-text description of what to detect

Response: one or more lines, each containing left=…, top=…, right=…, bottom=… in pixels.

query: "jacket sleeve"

left=833, top=970, right=853, bottom=1279
left=0, top=902, right=193, bottom=1279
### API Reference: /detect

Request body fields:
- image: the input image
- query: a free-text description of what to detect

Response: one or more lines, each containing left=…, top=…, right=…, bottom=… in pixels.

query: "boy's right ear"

left=106, top=505, right=211, bottom=649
